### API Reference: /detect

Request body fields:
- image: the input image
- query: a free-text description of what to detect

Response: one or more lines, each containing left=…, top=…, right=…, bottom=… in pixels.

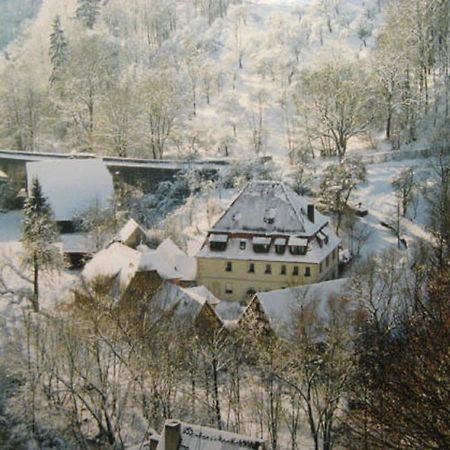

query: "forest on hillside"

left=0, top=0, right=448, bottom=162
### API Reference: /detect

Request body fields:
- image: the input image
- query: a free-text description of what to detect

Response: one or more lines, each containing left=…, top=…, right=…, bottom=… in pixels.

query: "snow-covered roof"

left=183, top=285, right=221, bottom=307
left=197, top=181, right=339, bottom=263
left=246, top=279, right=349, bottom=337
left=115, top=218, right=147, bottom=247
left=151, top=283, right=222, bottom=323
left=60, top=233, right=97, bottom=254
left=82, top=238, right=196, bottom=291
left=288, top=236, right=308, bottom=247
left=82, top=242, right=141, bottom=289
left=26, top=159, right=114, bottom=222
left=253, top=236, right=271, bottom=245
left=209, top=233, right=229, bottom=243
left=216, top=300, right=244, bottom=322
left=211, top=180, right=328, bottom=236
left=157, top=420, right=265, bottom=450
left=139, top=252, right=180, bottom=280
left=138, top=238, right=197, bottom=281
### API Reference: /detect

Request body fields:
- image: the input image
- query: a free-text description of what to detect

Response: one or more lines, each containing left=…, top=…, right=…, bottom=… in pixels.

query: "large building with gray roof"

left=196, top=180, right=340, bottom=301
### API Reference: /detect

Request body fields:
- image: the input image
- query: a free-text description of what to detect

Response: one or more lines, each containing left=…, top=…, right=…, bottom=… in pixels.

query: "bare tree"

left=271, top=295, right=355, bottom=450
left=392, top=167, right=415, bottom=217
left=138, top=69, right=182, bottom=159
left=297, top=59, right=373, bottom=160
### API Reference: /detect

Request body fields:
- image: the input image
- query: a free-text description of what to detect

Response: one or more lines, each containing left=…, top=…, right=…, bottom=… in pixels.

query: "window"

left=332, top=249, right=336, bottom=260
left=240, top=240, right=246, bottom=250
left=253, top=243, right=270, bottom=253
left=280, top=265, right=286, bottom=275
left=265, top=264, right=272, bottom=274
left=209, top=234, right=228, bottom=251
left=289, top=245, right=300, bottom=255
left=289, top=245, right=307, bottom=255
left=326, top=256, right=329, bottom=267
left=226, top=262, right=233, bottom=272
left=293, top=266, right=299, bottom=276
left=225, top=283, right=233, bottom=294
left=305, top=267, right=311, bottom=277
left=275, top=238, right=287, bottom=254
left=319, top=262, right=323, bottom=273
left=210, top=241, right=227, bottom=251
left=248, top=263, right=255, bottom=273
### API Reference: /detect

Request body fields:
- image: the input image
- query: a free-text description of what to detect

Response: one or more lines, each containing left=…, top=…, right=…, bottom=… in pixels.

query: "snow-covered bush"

left=220, top=156, right=281, bottom=189
left=123, top=168, right=216, bottom=228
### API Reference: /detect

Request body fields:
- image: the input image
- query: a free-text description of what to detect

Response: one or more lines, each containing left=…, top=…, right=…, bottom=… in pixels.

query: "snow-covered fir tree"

left=21, top=178, right=60, bottom=312
left=76, top=0, right=101, bottom=30
left=49, top=15, right=68, bottom=83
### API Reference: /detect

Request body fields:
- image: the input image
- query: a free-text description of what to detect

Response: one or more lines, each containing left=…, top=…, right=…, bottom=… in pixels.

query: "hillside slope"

left=0, top=0, right=385, bottom=159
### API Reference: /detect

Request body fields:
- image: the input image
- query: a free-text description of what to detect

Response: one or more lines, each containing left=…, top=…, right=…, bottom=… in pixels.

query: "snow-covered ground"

left=353, top=159, right=433, bottom=258
left=0, top=211, right=78, bottom=335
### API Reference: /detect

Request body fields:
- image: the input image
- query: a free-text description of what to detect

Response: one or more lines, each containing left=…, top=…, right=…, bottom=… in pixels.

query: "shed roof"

left=26, top=159, right=114, bottom=222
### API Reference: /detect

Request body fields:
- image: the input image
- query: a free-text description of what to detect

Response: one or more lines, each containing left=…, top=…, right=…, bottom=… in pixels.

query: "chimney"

left=164, top=420, right=181, bottom=450
left=149, top=435, right=160, bottom=450
left=307, top=204, right=315, bottom=223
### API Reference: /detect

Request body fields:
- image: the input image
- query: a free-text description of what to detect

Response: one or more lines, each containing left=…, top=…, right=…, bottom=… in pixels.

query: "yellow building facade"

left=196, top=181, right=340, bottom=302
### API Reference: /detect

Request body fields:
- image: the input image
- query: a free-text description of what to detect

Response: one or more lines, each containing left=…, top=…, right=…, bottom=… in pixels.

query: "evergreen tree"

left=21, top=178, right=60, bottom=312
left=49, top=15, right=68, bottom=84
left=76, top=0, right=101, bottom=30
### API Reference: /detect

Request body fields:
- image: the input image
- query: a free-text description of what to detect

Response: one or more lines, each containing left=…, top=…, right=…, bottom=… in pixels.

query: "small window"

left=240, top=240, right=246, bottom=250
left=275, top=245, right=286, bottom=255
left=265, top=264, right=272, bottom=274
left=225, top=283, right=233, bottom=294
left=246, top=288, right=256, bottom=297
left=332, top=249, right=336, bottom=260
left=326, top=256, right=329, bottom=267
left=248, top=263, right=255, bottom=273
left=280, top=265, right=286, bottom=275
left=253, top=244, right=270, bottom=253
left=210, top=241, right=227, bottom=251
left=305, top=267, right=311, bottom=277
left=293, top=266, right=299, bottom=276
left=226, top=262, right=233, bottom=272
left=289, top=245, right=307, bottom=256
left=319, top=263, right=323, bottom=273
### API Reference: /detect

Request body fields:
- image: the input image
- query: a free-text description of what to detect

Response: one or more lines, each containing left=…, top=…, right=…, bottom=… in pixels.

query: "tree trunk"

left=33, top=254, right=39, bottom=312
left=212, top=357, right=222, bottom=429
